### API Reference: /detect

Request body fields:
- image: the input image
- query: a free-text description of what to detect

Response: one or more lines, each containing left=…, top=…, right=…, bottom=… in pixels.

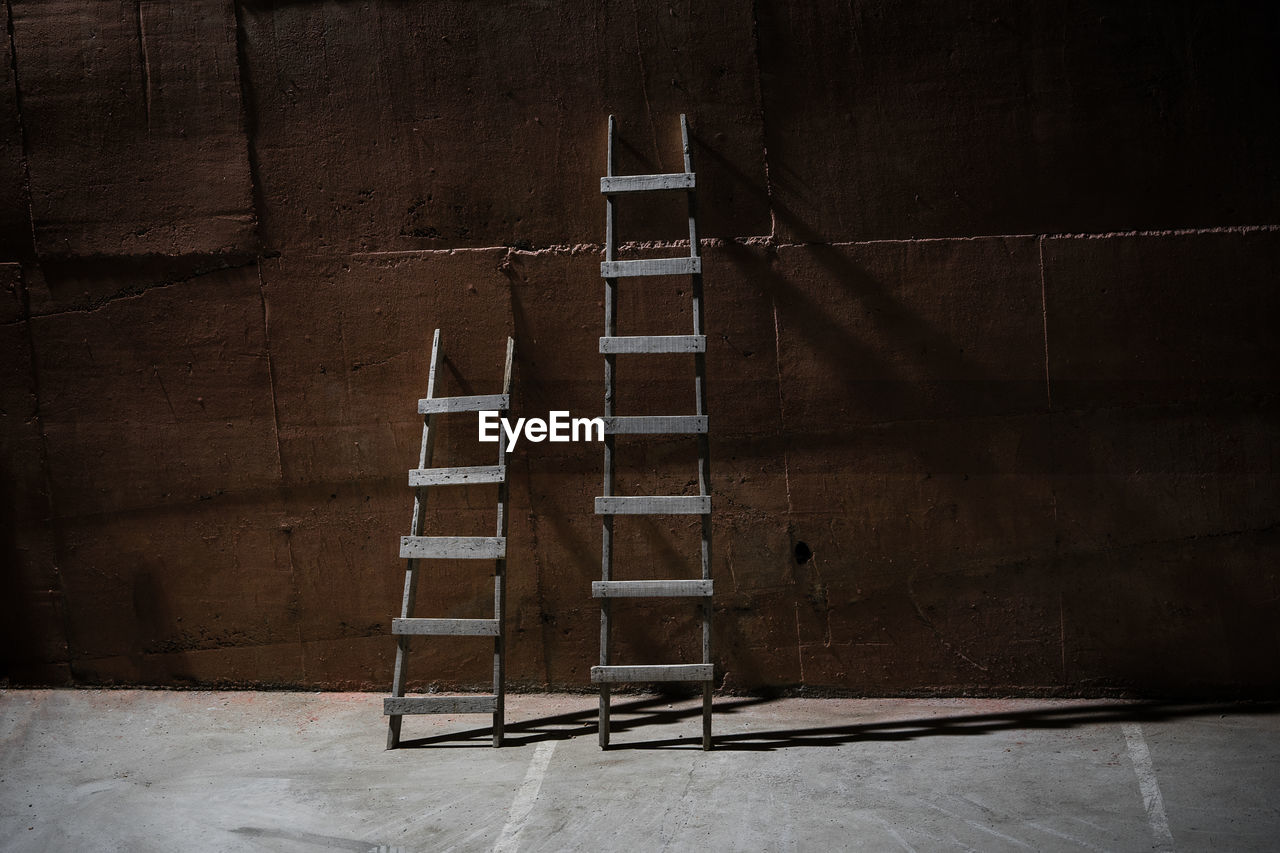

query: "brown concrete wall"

left=2, top=1, right=1277, bottom=695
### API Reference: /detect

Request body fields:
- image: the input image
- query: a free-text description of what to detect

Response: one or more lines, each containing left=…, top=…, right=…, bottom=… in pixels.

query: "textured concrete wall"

left=2, top=1, right=1277, bottom=695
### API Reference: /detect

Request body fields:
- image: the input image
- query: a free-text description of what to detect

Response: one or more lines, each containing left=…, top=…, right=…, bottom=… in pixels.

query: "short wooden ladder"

left=385, top=329, right=515, bottom=748
left=595, top=114, right=714, bottom=749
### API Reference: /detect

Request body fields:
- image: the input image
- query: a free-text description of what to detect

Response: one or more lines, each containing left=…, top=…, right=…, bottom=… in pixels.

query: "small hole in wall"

left=794, top=541, right=812, bottom=565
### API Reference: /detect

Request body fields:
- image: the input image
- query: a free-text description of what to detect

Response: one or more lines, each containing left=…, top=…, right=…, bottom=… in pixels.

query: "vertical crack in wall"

left=1038, top=235, right=1052, bottom=409
left=254, top=262, right=285, bottom=482
left=6, top=0, right=38, bottom=258
left=254, top=260, right=302, bottom=681
left=628, top=0, right=661, bottom=168
left=748, top=0, right=779, bottom=242
left=749, top=5, right=800, bottom=687
left=134, top=1, right=151, bottom=132
left=1039, top=234, right=1067, bottom=686
left=230, top=0, right=267, bottom=250
left=151, top=364, right=177, bottom=421
left=770, top=247, right=806, bottom=683
left=770, top=290, right=792, bottom=520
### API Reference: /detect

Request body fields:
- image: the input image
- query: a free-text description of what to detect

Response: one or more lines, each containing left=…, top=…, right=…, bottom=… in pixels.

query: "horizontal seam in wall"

left=313, top=223, right=1280, bottom=262
left=8, top=220, right=1275, bottom=325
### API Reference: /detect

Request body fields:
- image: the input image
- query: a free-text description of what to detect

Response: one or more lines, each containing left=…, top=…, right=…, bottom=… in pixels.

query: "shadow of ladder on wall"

left=384, top=329, right=515, bottom=748
left=595, top=114, right=715, bottom=750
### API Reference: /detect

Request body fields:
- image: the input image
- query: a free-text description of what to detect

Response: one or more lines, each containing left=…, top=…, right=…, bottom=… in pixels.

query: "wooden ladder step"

left=603, top=415, right=708, bottom=435
left=595, top=496, right=710, bottom=515
left=400, top=536, right=506, bottom=559
left=600, top=173, right=696, bottom=194
left=417, top=393, right=509, bottom=415
left=592, top=580, right=713, bottom=598
left=599, top=335, right=705, bottom=354
left=590, top=664, right=714, bottom=683
left=383, top=695, right=498, bottom=715
left=391, top=618, right=500, bottom=636
left=409, top=465, right=505, bottom=487
left=601, top=257, right=701, bottom=278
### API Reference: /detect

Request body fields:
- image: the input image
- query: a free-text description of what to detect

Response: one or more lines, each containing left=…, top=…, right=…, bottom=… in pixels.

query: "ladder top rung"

left=418, top=393, right=509, bottom=415
left=600, top=173, right=696, bottom=194
left=600, top=335, right=705, bottom=354
left=595, top=496, right=710, bottom=515
left=400, top=536, right=506, bottom=560
left=592, top=580, right=713, bottom=598
left=601, top=257, right=701, bottom=278
left=603, top=415, right=707, bottom=435
left=409, top=465, right=505, bottom=487
left=591, top=664, right=714, bottom=683
left=383, top=695, right=497, bottom=715
left=391, top=618, right=500, bottom=636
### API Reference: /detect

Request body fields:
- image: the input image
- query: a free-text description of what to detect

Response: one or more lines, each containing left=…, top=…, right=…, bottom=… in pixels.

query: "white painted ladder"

left=595, top=115, right=714, bottom=749
left=385, top=329, right=515, bottom=748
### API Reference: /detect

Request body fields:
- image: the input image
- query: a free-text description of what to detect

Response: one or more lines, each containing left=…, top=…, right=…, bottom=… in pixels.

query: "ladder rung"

left=603, top=415, right=708, bottom=435
left=601, top=257, right=701, bottom=278
left=595, top=496, right=710, bottom=515
left=599, top=335, right=705, bottom=354
left=391, top=618, right=500, bottom=636
left=600, top=173, right=696, bottom=194
left=409, top=465, right=505, bottom=487
left=383, top=695, right=497, bottom=715
left=592, top=580, right=713, bottom=598
left=591, top=665, right=714, bottom=683
left=400, top=536, right=506, bottom=559
left=418, top=393, right=509, bottom=415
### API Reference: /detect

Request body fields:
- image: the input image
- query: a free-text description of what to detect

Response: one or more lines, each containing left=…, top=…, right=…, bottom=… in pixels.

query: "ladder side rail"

left=492, top=336, right=515, bottom=746
left=388, top=328, right=444, bottom=749
left=600, top=114, right=619, bottom=749
left=682, top=114, right=714, bottom=751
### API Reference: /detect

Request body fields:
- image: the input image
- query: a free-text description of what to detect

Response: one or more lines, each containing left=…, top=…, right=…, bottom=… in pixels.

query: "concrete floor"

left=1, top=690, right=1277, bottom=852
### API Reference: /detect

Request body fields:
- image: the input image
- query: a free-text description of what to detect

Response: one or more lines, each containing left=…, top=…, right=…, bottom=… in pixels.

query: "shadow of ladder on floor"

left=595, top=114, right=715, bottom=750
left=384, top=329, right=515, bottom=748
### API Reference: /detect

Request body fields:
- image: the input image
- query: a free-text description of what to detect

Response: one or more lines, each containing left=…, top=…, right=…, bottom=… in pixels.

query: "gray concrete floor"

left=1, top=690, right=1277, bottom=852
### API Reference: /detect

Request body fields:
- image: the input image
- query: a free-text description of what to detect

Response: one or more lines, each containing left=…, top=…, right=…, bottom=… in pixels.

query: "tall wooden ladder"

left=594, top=114, right=714, bottom=749
left=385, top=329, right=514, bottom=748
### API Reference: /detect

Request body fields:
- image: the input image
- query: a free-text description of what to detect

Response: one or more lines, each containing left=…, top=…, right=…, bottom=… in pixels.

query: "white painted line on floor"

left=492, top=740, right=557, bottom=853
left=1121, top=723, right=1175, bottom=851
